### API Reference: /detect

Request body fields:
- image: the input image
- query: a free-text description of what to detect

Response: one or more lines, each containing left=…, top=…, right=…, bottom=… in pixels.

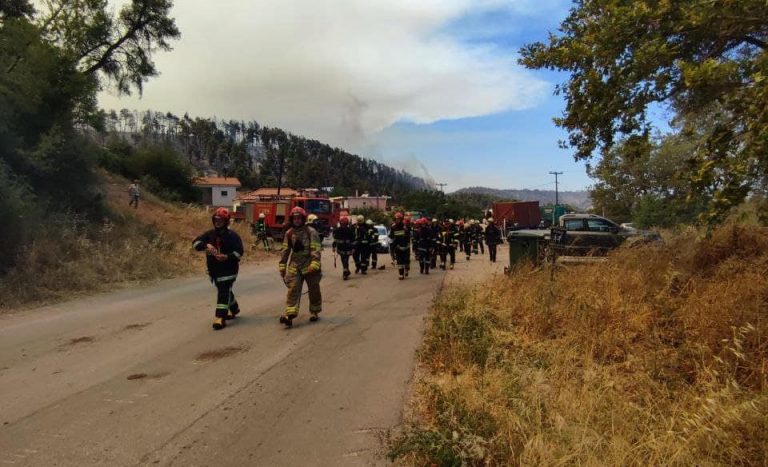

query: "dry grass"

left=0, top=172, right=271, bottom=311
left=389, top=222, right=768, bottom=466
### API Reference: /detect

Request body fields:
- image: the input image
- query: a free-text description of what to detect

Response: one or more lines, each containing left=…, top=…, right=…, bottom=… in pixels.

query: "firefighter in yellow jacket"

left=279, top=207, right=322, bottom=327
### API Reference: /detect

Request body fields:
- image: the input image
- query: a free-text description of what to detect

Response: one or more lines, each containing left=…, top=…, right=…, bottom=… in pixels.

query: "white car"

left=374, top=225, right=390, bottom=253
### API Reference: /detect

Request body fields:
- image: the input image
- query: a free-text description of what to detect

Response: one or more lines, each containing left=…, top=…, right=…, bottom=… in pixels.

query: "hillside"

left=454, top=186, right=591, bottom=210
left=100, top=110, right=429, bottom=197
left=0, top=171, right=270, bottom=311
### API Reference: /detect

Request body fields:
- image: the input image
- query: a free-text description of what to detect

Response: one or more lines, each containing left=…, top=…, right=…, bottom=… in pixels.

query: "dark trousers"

left=339, top=251, right=352, bottom=274
left=394, top=246, right=410, bottom=276
left=488, top=244, right=498, bottom=262
left=417, top=247, right=430, bottom=273
left=439, top=245, right=456, bottom=265
left=356, top=244, right=370, bottom=272
left=478, top=240, right=485, bottom=254
left=463, top=242, right=472, bottom=258
left=214, top=278, right=238, bottom=318
left=371, top=249, right=378, bottom=268
left=129, top=195, right=139, bottom=208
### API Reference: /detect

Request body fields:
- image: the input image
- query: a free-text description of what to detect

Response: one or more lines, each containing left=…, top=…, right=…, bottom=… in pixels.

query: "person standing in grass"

left=128, top=180, right=140, bottom=208
left=193, top=207, right=244, bottom=331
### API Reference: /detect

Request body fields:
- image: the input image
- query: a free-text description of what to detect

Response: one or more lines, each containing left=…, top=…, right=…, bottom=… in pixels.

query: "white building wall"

left=211, top=186, right=237, bottom=207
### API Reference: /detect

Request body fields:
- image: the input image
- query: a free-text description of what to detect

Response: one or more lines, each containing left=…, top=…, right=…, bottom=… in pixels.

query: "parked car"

left=374, top=225, right=390, bottom=253
left=509, top=214, right=660, bottom=262
left=551, top=214, right=660, bottom=254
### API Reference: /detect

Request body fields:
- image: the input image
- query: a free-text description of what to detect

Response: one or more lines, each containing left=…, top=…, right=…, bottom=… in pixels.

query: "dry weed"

left=0, top=172, right=271, bottom=311
left=390, top=222, right=768, bottom=466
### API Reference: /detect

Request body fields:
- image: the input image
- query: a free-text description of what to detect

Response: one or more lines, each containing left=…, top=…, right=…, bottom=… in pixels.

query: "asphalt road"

left=0, top=245, right=503, bottom=466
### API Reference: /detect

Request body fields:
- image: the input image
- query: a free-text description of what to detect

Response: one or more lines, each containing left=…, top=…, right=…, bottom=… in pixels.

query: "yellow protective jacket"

left=279, top=225, right=322, bottom=275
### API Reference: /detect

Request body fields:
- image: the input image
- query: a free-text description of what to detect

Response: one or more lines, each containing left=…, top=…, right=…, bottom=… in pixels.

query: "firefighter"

left=353, top=215, right=371, bottom=274
left=473, top=219, right=485, bottom=255
left=251, top=212, right=270, bottom=252
left=308, top=213, right=323, bottom=237
left=332, top=216, right=355, bottom=280
left=429, top=218, right=440, bottom=268
left=193, top=207, right=244, bottom=330
left=438, top=218, right=456, bottom=270
left=460, top=220, right=473, bottom=261
left=389, top=212, right=411, bottom=280
left=366, top=219, right=381, bottom=270
left=485, top=217, right=503, bottom=263
left=278, top=207, right=322, bottom=327
left=414, top=218, right=434, bottom=274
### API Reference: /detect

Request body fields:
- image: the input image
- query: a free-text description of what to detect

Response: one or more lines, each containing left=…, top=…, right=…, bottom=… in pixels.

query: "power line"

left=436, top=183, right=447, bottom=192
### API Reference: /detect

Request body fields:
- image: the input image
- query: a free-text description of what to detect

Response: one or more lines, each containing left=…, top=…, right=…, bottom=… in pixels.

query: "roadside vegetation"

left=390, top=219, right=767, bottom=465
left=0, top=171, right=266, bottom=311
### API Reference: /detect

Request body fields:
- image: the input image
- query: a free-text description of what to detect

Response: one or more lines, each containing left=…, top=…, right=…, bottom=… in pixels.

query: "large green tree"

left=520, top=0, right=768, bottom=221
left=0, top=0, right=179, bottom=270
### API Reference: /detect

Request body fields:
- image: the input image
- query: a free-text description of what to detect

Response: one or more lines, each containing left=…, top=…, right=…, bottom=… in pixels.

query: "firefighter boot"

left=279, top=315, right=294, bottom=328
left=227, top=304, right=240, bottom=320
left=309, top=312, right=319, bottom=322
left=212, top=317, right=226, bottom=330
left=343, top=270, right=350, bottom=280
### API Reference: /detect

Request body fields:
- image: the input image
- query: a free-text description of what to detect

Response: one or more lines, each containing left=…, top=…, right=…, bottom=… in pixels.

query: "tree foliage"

left=520, top=0, right=768, bottom=221
left=0, top=0, right=179, bottom=270
left=590, top=131, right=710, bottom=227
left=99, top=110, right=429, bottom=198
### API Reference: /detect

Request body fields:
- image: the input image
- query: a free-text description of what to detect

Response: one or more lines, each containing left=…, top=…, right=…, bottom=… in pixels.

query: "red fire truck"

left=244, top=196, right=340, bottom=241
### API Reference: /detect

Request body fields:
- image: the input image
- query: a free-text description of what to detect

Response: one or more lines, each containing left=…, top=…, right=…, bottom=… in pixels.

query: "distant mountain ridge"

left=453, top=186, right=592, bottom=211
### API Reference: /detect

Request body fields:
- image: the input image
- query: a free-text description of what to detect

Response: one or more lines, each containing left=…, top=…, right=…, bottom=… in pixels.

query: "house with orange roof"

left=193, top=176, right=242, bottom=207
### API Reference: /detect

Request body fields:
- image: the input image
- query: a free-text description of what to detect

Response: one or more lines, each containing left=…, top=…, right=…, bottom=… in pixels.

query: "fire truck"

left=242, top=196, right=340, bottom=241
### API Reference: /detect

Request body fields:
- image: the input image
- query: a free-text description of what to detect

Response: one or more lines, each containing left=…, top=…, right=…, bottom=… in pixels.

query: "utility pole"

left=549, top=171, right=563, bottom=206
left=436, top=183, right=447, bottom=192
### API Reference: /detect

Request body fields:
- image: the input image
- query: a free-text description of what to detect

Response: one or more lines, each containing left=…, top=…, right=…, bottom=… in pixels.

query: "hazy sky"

left=99, top=0, right=591, bottom=192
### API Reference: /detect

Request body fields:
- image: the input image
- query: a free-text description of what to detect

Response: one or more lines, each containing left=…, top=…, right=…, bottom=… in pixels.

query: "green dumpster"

left=507, top=231, right=541, bottom=266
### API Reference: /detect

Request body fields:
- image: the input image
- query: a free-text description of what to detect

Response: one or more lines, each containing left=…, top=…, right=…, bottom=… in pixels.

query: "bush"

left=0, top=162, right=40, bottom=272
left=95, top=140, right=195, bottom=202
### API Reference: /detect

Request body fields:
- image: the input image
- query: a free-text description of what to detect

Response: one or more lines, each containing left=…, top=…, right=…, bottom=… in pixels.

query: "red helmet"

left=290, top=206, right=307, bottom=226
left=212, top=207, right=230, bottom=227
left=394, top=212, right=404, bottom=220
left=290, top=206, right=307, bottom=219
left=339, top=216, right=350, bottom=225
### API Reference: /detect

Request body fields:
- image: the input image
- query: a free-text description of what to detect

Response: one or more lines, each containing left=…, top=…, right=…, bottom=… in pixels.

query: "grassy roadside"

left=0, top=172, right=272, bottom=312
left=389, top=222, right=768, bottom=466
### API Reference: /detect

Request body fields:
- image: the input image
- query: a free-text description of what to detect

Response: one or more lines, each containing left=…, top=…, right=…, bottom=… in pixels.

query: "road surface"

left=0, top=246, right=505, bottom=466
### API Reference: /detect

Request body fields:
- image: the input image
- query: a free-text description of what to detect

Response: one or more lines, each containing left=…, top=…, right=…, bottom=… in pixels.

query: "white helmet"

left=357, top=215, right=365, bottom=223
left=307, top=214, right=318, bottom=223
left=366, top=219, right=373, bottom=225
left=258, top=212, right=266, bottom=219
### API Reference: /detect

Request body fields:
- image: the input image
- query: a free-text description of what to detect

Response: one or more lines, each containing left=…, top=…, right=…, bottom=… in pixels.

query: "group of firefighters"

left=193, top=207, right=503, bottom=330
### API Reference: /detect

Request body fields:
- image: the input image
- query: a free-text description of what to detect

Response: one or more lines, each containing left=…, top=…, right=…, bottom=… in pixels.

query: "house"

left=193, top=177, right=242, bottom=207
left=329, top=194, right=390, bottom=212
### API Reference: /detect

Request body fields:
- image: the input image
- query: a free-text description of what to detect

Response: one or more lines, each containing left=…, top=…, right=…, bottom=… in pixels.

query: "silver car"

left=374, top=225, right=391, bottom=253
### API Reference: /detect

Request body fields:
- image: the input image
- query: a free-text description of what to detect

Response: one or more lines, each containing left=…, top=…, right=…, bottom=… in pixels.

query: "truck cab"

left=551, top=214, right=658, bottom=254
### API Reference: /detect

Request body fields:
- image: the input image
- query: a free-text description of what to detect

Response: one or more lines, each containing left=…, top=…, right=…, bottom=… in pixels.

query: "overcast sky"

left=99, top=0, right=591, bottom=192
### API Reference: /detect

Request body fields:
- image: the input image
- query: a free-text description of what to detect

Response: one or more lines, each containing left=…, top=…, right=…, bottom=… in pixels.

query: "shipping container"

left=492, top=201, right=541, bottom=230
